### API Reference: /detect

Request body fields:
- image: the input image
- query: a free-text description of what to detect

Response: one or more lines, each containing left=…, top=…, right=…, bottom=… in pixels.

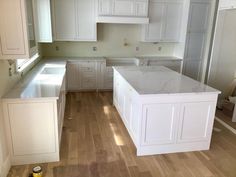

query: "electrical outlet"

left=55, top=46, right=59, bottom=51
left=93, top=47, right=97, bottom=51
left=158, top=46, right=162, bottom=51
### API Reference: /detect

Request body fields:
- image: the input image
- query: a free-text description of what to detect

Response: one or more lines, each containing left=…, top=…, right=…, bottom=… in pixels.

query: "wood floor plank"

left=7, top=92, right=236, bottom=177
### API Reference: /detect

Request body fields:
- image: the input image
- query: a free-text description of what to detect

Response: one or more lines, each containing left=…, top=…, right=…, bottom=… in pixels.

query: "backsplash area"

left=41, top=24, right=176, bottom=58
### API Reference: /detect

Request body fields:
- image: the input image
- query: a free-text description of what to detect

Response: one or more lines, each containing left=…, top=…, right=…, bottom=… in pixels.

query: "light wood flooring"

left=7, top=92, right=236, bottom=177
left=216, top=109, right=236, bottom=129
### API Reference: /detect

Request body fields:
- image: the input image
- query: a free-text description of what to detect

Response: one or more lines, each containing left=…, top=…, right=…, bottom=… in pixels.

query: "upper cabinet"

left=141, top=0, right=183, bottom=42
left=52, top=0, right=97, bottom=41
left=219, top=0, right=236, bottom=10
left=97, top=0, right=149, bottom=24
left=34, top=0, right=53, bottom=43
left=0, top=0, right=38, bottom=59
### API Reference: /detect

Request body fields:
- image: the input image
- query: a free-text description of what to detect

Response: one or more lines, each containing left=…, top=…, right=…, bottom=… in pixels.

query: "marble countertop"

left=3, top=60, right=67, bottom=100
left=113, top=66, right=220, bottom=95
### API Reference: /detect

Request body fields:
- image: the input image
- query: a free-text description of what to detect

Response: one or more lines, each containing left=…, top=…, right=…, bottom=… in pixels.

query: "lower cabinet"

left=113, top=70, right=217, bottom=156
left=67, top=60, right=114, bottom=91
left=2, top=77, right=66, bottom=165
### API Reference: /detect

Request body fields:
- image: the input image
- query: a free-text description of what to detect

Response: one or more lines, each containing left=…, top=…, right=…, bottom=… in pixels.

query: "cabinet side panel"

left=8, top=102, right=56, bottom=155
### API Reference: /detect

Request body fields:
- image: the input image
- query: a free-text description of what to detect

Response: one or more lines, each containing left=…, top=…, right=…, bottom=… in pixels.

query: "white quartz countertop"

left=113, top=66, right=220, bottom=95
left=3, top=60, right=67, bottom=100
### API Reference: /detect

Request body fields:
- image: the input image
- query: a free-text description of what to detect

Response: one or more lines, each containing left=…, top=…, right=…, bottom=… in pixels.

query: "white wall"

left=42, top=24, right=176, bottom=57
left=208, top=10, right=236, bottom=100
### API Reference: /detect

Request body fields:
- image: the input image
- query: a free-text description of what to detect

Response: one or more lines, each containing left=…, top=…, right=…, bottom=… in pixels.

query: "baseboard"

left=215, top=117, right=236, bottom=135
left=0, top=155, right=11, bottom=177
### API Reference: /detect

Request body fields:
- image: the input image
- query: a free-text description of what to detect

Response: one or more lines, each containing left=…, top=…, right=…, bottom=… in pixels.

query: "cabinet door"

left=123, top=83, right=133, bottom=126
left=135, top=1, right=148, bottom=17
left=7, top=102, right=56, bottom=155
left=98, top=0, right=112, bottom=15
left=142, top=2, right=165, bottom=42
left=66, top=63, right=80, bottom=90
left=77, top=0, right=97, bottom=41
left=53, top=0, right=77, bottom=41
left=177, top=102, right=215, bottom=143
left=113, top=0, right=135, bottom=16
left=0, top=0, right=26, bottom=56
left=142, top=104, right=180, bottom=145
left=35, top=0, right=53, bottom=43
left=162, top=3, right=182, bottom=42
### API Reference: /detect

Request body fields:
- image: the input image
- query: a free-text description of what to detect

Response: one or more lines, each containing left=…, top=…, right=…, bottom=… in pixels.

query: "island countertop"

left=113, top=66, right=220, bottom=95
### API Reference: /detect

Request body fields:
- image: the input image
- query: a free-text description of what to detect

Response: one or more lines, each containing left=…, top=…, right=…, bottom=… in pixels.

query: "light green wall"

left=42, top=24, right=176, bottom=57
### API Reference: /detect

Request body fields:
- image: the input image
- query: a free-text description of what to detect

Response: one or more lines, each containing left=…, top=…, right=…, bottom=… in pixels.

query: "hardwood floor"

left=216, top=109, right=236, bottom=129
left=7, top=92, right=236, bottom=177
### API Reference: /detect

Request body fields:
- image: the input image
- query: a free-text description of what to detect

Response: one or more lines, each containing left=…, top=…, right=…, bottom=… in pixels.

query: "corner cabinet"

left=141, top=1, right=183, bottom=42
left=52, top=0, right=97, bottom=41
left=0, top=0, right=38, bottom=59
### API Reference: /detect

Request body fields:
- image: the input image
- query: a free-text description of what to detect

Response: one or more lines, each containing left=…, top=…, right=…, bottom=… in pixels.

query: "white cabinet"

left=97, top=0, right=149, bottom=24
left=0, top=0, right=38, bottom=59
left=98, top=0, right=148, bottom=16
left=79, top=61, right=97, bottom=90
left=219, top=0, right=236, bottom=10
left=67, top=60, right=102, bottom=91
left=113, top=69, right=218, bottom=156
left=67, top=62, right=80, bottom=90
left=2, top=74, right=66, bottom=165
left=34, top=0, right=53, bottom=43
left=53, top=0, right=97, bottom=41
left=142, top=1, right=183, bottom=42
left=100, top=62, right=114, bottom=90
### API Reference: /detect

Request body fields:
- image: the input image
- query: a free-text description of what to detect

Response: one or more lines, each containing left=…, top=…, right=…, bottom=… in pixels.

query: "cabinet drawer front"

left=80, top=66, right=96, bottom=73
left=80, top=61, right=96, bottom=67
left=81, top=77, right=96, bottom=89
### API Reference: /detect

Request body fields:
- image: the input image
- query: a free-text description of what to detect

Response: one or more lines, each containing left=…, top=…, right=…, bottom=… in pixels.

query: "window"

left=16, top=53, right=39, bottom=72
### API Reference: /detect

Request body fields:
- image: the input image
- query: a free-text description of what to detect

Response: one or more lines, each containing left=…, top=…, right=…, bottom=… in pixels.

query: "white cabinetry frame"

left=53, top=0, right=97, bottom=41
left=113, top=69, right=218, bottom=156
left=0, top=0, right=38, bottom=59
left=2, top=75, right=66, bottom=165
left=142, top=1, right=183, bottom=42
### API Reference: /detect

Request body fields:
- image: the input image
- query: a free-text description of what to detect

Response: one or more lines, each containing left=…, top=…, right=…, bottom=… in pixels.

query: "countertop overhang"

left=113, top=66, right=221, bottom=95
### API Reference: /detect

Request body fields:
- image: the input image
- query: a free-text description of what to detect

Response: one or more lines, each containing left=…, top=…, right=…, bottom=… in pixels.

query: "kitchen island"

left=113, top=66, right=220, bottom=156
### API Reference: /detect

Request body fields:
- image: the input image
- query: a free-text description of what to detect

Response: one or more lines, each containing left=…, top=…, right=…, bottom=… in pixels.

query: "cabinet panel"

left=35, top=0, right=53, bottom=43
left=135, top=1, right=148, bottom=16
left=53, top=0, right=77, bottom=40
left=0, top=0, right=26, bottom=55
left=142, top=104, right=179, bottom=145
left=66, top=63, right=80, bottom=90
left=113, top=0, right=135, bottom=16
left=178, top=102, right=214, bottom=143
left=163, top=3, right=182, bottom=42
left=142, top=2, right=183, bottom=42
left=98, top=0, right=112, bottom=15
left=77, top=0, right=96, bottom=40
left=142, top=2, right=165, bottom=42
left=8, top=102, right=56, bottom=155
